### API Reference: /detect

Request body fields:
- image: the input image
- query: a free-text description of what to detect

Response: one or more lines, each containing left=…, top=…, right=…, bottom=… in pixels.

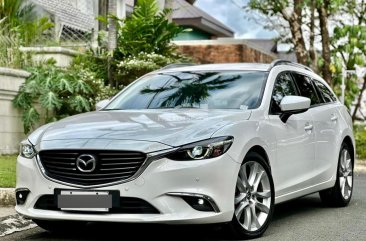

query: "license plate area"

left=55, top=189, right=120, bottom=212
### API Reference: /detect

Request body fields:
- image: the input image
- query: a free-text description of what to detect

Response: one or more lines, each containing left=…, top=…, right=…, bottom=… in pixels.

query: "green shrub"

left=13, top=59, right=117, bottom=133
left=116, top=52, right=188, bottom=86
left=354, top=124, right=366, bottom=159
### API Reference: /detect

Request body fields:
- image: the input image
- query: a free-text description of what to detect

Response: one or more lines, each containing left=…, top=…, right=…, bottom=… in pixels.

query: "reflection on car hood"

left=31, top=109, right=251, bottom=148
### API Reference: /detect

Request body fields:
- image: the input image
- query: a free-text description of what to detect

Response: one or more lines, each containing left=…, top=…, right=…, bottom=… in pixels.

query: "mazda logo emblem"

left=76, top=154, right=96, bottom=173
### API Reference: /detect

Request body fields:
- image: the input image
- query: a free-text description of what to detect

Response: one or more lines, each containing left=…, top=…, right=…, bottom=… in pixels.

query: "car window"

left=313, top=79, right=336, bottom=103
left=292, top=73, right=321, bottom=106
left=270, top=72, right=298, bottom=114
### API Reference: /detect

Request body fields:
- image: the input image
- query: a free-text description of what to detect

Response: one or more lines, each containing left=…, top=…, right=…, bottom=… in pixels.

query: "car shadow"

left=28, top=194, right=349, bottom=241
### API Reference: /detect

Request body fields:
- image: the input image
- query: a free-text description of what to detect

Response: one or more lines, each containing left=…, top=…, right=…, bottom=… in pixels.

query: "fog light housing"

left=167, top=192, right=219, bottom=212
left=16, top=189, right=30, bottom=205
left=182, top=196, right=215, bottom=212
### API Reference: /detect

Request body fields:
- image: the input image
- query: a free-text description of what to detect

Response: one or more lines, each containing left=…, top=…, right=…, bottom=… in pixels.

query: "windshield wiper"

left=174, top=105, right=199, bottom=109
left=101, top=109, right=124, bottom=111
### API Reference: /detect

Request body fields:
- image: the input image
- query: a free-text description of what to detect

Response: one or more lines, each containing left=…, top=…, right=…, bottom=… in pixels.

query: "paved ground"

left=2, top=173, right=366, bottom=241
left=0, top=207, right=15, bottom=218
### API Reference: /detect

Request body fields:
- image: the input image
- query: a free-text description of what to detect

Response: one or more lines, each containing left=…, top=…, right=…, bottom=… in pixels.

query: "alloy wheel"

left=235, top=161, right=271, bottom=232
left=339, top=149, right=353, bottom=200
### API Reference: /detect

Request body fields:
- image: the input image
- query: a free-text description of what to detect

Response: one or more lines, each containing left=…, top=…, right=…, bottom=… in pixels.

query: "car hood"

left=30, top=109, right=251, bottom=149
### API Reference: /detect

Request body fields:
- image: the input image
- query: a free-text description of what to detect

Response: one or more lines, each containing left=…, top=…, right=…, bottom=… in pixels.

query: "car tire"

left=228, top=152, right=275, bottom=239
left=319, top=142, right=354, bottom=207
left=32, top=219, right=87, bottom=233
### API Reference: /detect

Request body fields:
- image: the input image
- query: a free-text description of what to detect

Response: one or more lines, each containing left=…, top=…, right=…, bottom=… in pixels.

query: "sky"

left=195, top=0, right=278, bottom=39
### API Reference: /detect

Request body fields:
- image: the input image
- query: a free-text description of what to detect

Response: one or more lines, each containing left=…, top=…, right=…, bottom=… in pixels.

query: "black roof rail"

left=159, top=63, right=196, bottom=70
left=269, top=59, right=314, bottom=72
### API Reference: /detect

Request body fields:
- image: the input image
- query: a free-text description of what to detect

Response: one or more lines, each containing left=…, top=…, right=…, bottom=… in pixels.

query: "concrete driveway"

left=2, top=173, right=366, bottom=241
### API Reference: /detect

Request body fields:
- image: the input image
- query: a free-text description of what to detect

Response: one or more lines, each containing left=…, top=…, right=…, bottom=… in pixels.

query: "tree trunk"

left=283, top=0, right=309, bottom=65
left=352, top=77, right=366, bottom=122
left=318, top=4, right=332, bottom=85
left=108, top=0, right=117, bottom=86
left=309, top=0, right=318, bottom=72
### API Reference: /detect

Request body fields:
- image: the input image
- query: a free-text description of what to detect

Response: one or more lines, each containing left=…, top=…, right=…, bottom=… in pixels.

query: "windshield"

left=105, top=71, right=268, bottom=110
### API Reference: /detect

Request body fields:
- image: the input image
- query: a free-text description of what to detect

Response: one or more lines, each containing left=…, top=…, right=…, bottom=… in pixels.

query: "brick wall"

left=176, top=40, right=276, bottom=64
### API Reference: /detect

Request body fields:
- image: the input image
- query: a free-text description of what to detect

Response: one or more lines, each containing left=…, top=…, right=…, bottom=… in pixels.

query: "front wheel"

left=319, top=142, right=354, bottom=207
left=228, top=152, right=275, bottom=239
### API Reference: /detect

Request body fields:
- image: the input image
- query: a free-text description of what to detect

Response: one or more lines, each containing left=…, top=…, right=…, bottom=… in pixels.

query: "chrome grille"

left=38, top=150, right=146, bottom=186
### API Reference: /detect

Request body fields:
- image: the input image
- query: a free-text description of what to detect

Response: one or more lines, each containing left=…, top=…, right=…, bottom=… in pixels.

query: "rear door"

left=291, top=72, right=331, bottom=187
left=268, top=72, right=316, bottom=197
left=310, top=78, right=340, bottom=182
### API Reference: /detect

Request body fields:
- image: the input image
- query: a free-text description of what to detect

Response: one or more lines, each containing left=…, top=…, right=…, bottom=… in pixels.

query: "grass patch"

left=0, top=155, right=17, bottom=188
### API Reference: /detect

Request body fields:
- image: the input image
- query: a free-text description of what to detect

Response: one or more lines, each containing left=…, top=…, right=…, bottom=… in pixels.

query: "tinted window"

left=292, top=73, right=321, bottom=106
left=313, top=79, right=336, bottom=103
left=105, top=71, right=268, bottom=110
left=270, top=72, right=298, bottom=114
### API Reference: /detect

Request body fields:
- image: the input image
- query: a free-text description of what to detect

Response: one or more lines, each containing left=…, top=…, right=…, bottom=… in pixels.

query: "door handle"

left=331, top=115, right=338, bottom=122
left=304, top=124, right=313, bottom=131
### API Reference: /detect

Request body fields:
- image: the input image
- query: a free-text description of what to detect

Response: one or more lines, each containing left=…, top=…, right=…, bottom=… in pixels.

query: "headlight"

left=166, top=136, right=234, bottom=161
left=19, top=141, right=36, bottom=159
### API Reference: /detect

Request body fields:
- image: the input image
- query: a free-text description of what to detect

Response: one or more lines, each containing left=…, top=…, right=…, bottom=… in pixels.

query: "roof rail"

left=160, top=63, right=196, bottom=70
left=269, top=59, right=314, bottom=72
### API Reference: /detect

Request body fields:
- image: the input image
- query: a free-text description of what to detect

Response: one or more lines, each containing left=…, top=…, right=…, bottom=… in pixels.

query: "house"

left=30, top=0, right=234, bottom=44
left=245, top=39, right=297, bottom=62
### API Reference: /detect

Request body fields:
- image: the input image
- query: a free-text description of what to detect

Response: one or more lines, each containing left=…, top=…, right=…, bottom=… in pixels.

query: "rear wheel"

left=33, top=219, right=87, bottom=233
left=319, top=142, right=353, bottom=207
left=228, top=152, right=274, bottom=239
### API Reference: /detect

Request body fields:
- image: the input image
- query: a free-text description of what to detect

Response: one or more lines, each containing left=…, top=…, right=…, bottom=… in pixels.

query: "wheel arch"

left=246, top=145, right=271, bottom=170
left=342, top=135, right=355, bottom=163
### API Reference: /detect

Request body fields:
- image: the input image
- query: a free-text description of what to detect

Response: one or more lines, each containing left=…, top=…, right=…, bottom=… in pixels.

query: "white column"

left=117, top=0, right=126, bottom=19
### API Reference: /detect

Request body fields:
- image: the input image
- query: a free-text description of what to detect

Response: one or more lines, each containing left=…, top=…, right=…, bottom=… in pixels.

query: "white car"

left=16, top=60, right=355, bottom=239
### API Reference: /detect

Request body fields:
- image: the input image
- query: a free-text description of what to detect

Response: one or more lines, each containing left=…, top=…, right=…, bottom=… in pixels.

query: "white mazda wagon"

left=16, top=60, right=355, bottom=239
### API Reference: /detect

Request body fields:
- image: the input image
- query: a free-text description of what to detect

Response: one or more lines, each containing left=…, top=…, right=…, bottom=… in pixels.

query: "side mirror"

left=95, top=99, right=110, bottom=111
left=279, top=96, right=311, bottom=123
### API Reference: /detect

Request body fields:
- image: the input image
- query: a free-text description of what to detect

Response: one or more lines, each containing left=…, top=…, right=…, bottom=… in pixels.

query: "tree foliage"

left=245, top=0, right=366, bottom=122
left=331, top=25, right=366, bottom=120
left=245, top=0, right=344, bottom=83
left=116, top=0, right=184, bottom=57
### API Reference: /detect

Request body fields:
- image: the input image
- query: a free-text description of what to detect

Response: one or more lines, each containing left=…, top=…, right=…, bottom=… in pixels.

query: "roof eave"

left=174, top=17, right=234, bottom=37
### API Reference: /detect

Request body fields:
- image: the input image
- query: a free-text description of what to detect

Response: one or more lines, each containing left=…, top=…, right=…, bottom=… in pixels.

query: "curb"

left=0, top=189, right=15, bottom=207
left=355, top=164, right=366, bottom=173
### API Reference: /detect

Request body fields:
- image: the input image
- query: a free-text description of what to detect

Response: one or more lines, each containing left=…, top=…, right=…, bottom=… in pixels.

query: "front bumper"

left=16, top=153, right=240, bottom=224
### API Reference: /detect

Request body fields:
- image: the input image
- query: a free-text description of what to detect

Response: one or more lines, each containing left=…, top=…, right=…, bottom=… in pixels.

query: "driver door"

left=268, top=72, right=316, bottom=198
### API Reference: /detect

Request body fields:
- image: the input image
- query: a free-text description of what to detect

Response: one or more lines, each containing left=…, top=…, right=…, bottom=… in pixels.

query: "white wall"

left=0, top=68, right=30, bottom=154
